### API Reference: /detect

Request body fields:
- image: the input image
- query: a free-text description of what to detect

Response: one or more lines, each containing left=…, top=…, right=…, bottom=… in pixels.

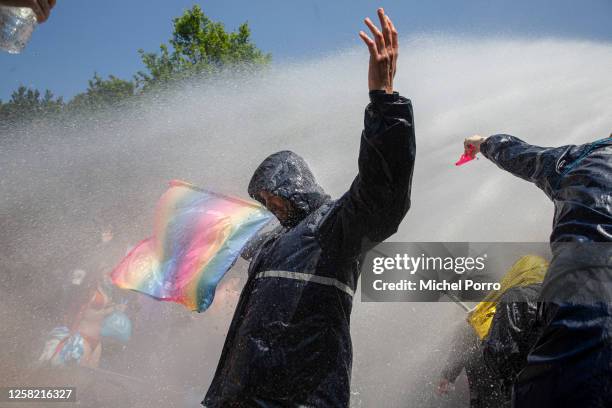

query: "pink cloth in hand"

left=455, top=145, right=476, bottom=166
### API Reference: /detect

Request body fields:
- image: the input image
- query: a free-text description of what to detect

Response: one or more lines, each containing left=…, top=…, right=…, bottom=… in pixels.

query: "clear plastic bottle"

left=0, top=6, right=37, bottom=54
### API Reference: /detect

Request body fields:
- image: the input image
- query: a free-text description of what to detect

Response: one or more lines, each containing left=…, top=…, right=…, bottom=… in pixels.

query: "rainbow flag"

left=111, top=180, right=272, bottom=312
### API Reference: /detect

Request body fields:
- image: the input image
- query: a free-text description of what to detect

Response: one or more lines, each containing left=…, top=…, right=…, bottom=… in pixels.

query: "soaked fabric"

left=469, top=255, right=548, bottom=339
left=240, top=224, right=285, bottom=261
left=481, top=284, right=542, bottom=401
left=203, top=91, right=416, bottom=407
left=513, top=301, right=612, bottom=408
left=481, top=135, right=612, bottom=408
left=248, top=151, right=330, bottom=228
left=480, top=135, right=612, bottom=245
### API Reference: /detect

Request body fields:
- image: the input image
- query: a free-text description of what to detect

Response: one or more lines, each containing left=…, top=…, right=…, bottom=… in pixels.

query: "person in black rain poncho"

left=203, top=9, right=415, bottom=408
left=438, top=255, right=549, bottom=408
left=481, top=282, right=542, bottom=404
left=463, top=133, right=612, bottom=408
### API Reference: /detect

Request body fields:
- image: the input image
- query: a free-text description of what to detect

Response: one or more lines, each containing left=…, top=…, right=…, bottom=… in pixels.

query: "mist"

left=1, top=35, right=611, bottom=407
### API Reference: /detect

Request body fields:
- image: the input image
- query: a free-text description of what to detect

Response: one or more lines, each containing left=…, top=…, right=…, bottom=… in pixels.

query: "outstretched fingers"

left=387, top=15, right=399, bottom=52
left=360, top=8, right=397, bottom=93
left=386, top=15, right=398, bottom=79
left=359, top=31, right=377, bottom=56
left=378, top=8, right=392, bottom=54
left=364, top=17, right=385, bottom=56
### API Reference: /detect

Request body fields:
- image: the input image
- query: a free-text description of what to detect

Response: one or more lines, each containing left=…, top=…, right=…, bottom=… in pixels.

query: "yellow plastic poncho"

left=468, top=255, right=549, bottom=339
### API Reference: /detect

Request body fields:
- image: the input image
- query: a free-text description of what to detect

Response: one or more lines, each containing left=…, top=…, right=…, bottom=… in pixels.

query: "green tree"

left=68, top=73, right=136, bottom=111
left=0, top=86, right=64, bottom=123
left=1, top=5, right=270, bottom=124
left=137, top=5, right=270, bottom=89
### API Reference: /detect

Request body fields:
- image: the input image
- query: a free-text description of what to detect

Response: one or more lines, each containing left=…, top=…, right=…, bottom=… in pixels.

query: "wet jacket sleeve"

left=480, top=134, right=571, bottom=198
left=319, top=91, right=415, bottom=258
left=482, top=285, right=540, bottom=384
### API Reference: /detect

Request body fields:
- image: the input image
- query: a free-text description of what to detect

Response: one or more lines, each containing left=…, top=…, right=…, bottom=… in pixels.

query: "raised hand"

left=464, top=135, right=488, bottom=158
left=359, top=8, right=398, bottom=94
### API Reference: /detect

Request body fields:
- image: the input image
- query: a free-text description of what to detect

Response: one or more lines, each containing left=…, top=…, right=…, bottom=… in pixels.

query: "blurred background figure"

left=437, top=321, right=505, bottom=408
left=437, top=255, right=548, bottom=408
left=37, top=275, right=132, bottom=368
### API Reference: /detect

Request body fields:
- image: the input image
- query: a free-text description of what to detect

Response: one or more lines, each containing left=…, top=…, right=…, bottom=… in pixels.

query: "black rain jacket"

left=203, top=91, right=415, bottom=407
left=480, top=134, right=612, bottom=302
left=481, top=134, right=612, bottom=407
left=482, top=284, right=542, bottom=401
left=480, top=134, right=612, bottom=245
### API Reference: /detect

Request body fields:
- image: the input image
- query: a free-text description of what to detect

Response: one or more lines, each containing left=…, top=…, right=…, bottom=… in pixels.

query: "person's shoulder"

left=307, top=198, right=337, bottom=225
left=499, top=284, right=541, bottom=303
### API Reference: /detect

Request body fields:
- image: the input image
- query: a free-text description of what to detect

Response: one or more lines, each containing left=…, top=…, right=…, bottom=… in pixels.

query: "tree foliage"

left=137, top=5, right=270, bottom=89
left=0, top=5, right=269, bottom=123
left=0, top=74, right=134, bottom=124
left=68, top=73, right=136, bottom=111
left=0, top=86, right=64, bottom=122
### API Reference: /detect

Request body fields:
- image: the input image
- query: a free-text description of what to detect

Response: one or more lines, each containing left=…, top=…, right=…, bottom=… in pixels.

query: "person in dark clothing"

left=482, top=283, right=542, bottom=404
left=464, top=133, right=612, bottom=408
left=203, top=9, right=415, bottom=407
left=440, top=255, right=547, bottom=408
left=438, top=322, right=506, bottom=408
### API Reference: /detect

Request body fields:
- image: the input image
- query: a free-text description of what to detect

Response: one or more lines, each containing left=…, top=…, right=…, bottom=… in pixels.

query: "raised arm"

left=440, top=323, right=476, bottom=387
left=465, top=134, right=572, bottom=197
left=319, top=9, right=415, bottom=259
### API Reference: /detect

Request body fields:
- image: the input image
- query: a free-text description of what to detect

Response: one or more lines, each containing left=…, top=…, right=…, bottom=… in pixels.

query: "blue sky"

left=1, top=0, right=611, bottom=101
